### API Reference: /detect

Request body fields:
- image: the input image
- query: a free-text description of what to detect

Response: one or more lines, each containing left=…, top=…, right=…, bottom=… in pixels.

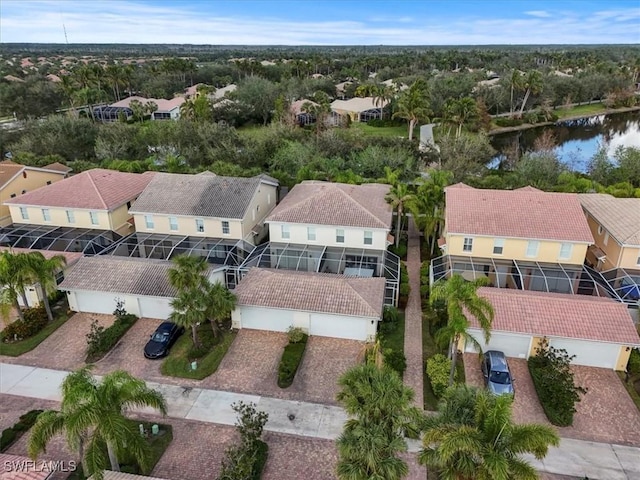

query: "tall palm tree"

left=205, top=281, right=237, bottom=338
left=430, top=274, right=494, bottom=385
left=518, top=70, right=544, bottom=117
left=302, top=91, right=331, bottom=136
left=168, top=254, right=208, bottom=292
left=385, top=183, right=414, bottom=248
left=336, top=364, right=423, bottom=480
left=420, top=385, right=560, bottom=480
left=508, top=69, right=524, bottom=116
left=0, top=251, right=35, bottom=321
left=29, top=367, right=167, bottom=479
left=443, top=97, right=479, bottom=138
left=392, top=79, right=431, bottom=141
left=169, top=290, right=206, bottom=348
left=27, top=252, right=67, bottom=322
left=59, top=74, right=78, bottom=116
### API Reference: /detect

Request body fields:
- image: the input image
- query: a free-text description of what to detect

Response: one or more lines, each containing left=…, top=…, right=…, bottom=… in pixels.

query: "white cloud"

left=524, top=10, right=552, bottom=18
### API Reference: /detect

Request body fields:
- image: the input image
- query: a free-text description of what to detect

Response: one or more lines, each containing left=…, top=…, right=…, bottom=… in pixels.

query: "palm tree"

left=169, top=290, right=206, bottom=348
left=430, top=274, right=494, bottom=385
left=518, top=70, right=544, bottom=117
left=392, top=79, right=431, bottom=141
left=420, top=385, right=560, bottom=480
left=508, top=69, right=524, bottom=116
left=29, top=367, right=167, bottom=479
left=205, top=281, right=237, bottom=338
left=302, top=91, right=331, bottom=136
left=168, top=254, right=208, bottom=292
left=385, top=183, right=414, bottom=248
left=59, top=74, right=78, bottom=116
left=373, top=85, right=393, bottom=119
left=0, top=251, right=36, bottom=321
left=27, top=252, right=67, bottom=322
left=443, top=97, right=479, bottom=138
left=336, top=364, right=423, bottom=480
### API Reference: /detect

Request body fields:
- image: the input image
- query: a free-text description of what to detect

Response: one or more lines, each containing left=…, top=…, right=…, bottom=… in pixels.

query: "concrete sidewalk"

left=2, top=363, right=640, bottom=479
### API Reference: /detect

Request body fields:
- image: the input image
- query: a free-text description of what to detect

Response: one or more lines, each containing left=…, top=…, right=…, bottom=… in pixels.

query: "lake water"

left=490, top=110, right=640, bottom=173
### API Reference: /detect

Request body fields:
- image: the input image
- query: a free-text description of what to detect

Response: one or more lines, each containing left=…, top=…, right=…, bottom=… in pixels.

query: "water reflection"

left=490, top=111, right=640, bottom=172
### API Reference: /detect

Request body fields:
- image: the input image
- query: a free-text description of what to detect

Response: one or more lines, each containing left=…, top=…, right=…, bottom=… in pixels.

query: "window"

left=364, top=230, right=373, bottom=245
left=463, top=237, right=473, bottom=252
left=597, top=225, right=603, bottom=235
left=336, top=229, right=345, bottom=243
left=145, top=215, right=154, bottom=229
left=89, top=211, right=99, bottom=225
left=526, top=240, right=540, bottom=258
left=603, top=231, right=609, bottom=246
left=307, top=227, right=316, bottom=241
left=637, top=254, right=640, bottom=266
left=169, top=217, right=178, bottom=231
left=21, top=190, right=26, bottom=194
left=46, top=181, right=52, bottom=185
left=256, top=204, right=260, bottom=212
left=42, top=209, right=51, bottom=221
left=195, top=219, right=204, bottom=233
left=268, top=193, right=272, bottom=204
left=493, top=238, right=505, bottom=255
left=19, top=207, right=28, bottom=220
left=66, top=210, right=75, bottom=224
left=222, top=221, right=230, bottom=235
left=558, top=243, right=573, bottom=260
left=126, top=201, right=132, bottom=209
left=281, top=224, right=290, bottom=239
left=10, top=193, right=16, bottom=198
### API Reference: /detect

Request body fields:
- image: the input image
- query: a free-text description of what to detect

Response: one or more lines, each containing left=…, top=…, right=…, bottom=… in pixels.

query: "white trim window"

left=89, top=211, right=99, bottom=225
left=636, top=254, right=640, bottom=266
left=222, top=220, right=230, bottom=235
left=558, top=243, right=573, bottom=260
left=145, top=215, right=154, bottom=229
left=603, top=231, right=609, bottom=246
left=307, top=227, right=316, bottom=241
left=169, top=217, right=178, bottom=231
left=281, top=224, right=290, bottom=239
left=19, top=207, right=28, bottom=220
left=336, top=229, right=345, bottom=243
left=66, top=210, right=75, bottom=224
left=526, top=240, right=540, bottom=258
left=364, top=230, right=373, bottom=245
left=195, top=218, right=205, bottom=233
left=493, top=238, right=505, bottom=255
left=463, top=237, right=473, bottom=252
left=42, top=209, right=51, bottom=221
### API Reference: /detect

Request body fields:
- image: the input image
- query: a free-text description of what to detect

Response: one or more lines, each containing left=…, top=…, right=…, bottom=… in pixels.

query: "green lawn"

left=554, top=102, right=606, bottom=119
left=0, top=314, right=69, bottom=357
left=380, top=313, right=405, bottom=357
left=351, top=122, right=408, bottom=138
left=161, top=327, right=237, bottom=380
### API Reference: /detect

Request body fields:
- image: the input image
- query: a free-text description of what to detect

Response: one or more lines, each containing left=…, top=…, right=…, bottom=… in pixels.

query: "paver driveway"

left=464, top=353, right=640, bottom=446
left=0, top=313, right=114, bottom=370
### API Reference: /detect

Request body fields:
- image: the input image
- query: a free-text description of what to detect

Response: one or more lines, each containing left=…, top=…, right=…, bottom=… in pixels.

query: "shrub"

left=528, top=339, right=587, bottom=427
left=628, top=348, right=640, bottom=376
left=389, top=243, right=407, bottom=259
left=1, top=307, right=48, bottom=342
left=286, top=326, right=306, bottom=344
left=426, top=354, right=453, bottom=398
left=85, top=313, right=138, bottom=362
left=384, top=349, right=407, bottom=375
left=494, top=117, right=524, bottom=128
left=0, top=429, right=16, bottom=452
left=0, top=409, right=42, bottom=452
left=278, top=334, right=308, bottom=388
left=380, top=306, right=399, bottom=334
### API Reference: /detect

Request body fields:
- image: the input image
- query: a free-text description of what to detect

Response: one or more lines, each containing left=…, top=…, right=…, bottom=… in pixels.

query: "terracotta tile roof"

left=0, top=247, right=82, bottom=266
left=4, top=169, right=155, bottom=211
left=131, top=173, right=278, bottom=218
left=235, top=268, right=386, bottom=318
left=444, top=184, right=593, bottom=243
left=579, top=193, right=640, bottom=246
left=469, top=287, right=640, bottom=345
left=91, top=472, right=168, bottom=480
left=111, top=95, right=185, bottom=112
left=0, top=161, right=66, bottom=190
left=59, top=256, right=177, bottom=298
left=267, top=181, right=392, bottom=229
left=0, top=454, right=53, bottom=480
left=331, top=97, right=387, bottom=113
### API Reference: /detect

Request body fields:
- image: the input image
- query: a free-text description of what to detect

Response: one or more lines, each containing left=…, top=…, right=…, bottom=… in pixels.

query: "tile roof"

left=0, top=161, right=66, bottom=190
left=444, top=184, right=594, bottom=243
left=130, top=173, right=278, bottom=218
left=0, top=247, right=82, bottom=266
left=267, top=181, right=392, bottom=229
left=0, top=454, right=53, bottom=480
left=330, top=97, right=388, bottom=113
left=91, top=472, right=168, bottom=480
left=469, top=287, right=640, bottom=345
left=111, top=95, right=185, bottom=112
left=4, top=169, right=155, bottom=210
left=42, top=162, right=72, bottom=174
left=579, top=193, right=640, bottom=246
left=235, top=268, right=386, bottom=318
left=59, top=256, right=177, bottom=297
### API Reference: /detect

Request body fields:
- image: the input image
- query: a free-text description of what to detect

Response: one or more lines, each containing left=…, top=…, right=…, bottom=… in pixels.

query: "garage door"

left=309, top=313, right=369, bottom=341
left=240, top=307, right=294, bottom=332
left=548, top=338, right=619, bottom=369
left=138, top=297, right=173, bottom=320
left=74, top=291, right=121, bottom=315
left=466, top=330, right=531, bottom=359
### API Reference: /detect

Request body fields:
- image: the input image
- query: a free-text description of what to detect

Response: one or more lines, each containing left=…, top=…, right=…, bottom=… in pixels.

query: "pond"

left=490, top=110, right=640, bottom=173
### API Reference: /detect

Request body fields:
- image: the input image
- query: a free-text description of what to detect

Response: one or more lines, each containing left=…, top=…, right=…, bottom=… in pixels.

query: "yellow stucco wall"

left=0, top=170, right=66, bottom=226
left=529, top=336, right=545, bottom=357
left=585, top=214, right=640, bottom=270
left=240, top=183, right=278, bottom=238
left=616, top=346, right=633, bottom=371
left=8, top=205, right=131, bottom=233
left=446, top=234, right=588, bottom=265
left=133, top=213, right=244, bottom=239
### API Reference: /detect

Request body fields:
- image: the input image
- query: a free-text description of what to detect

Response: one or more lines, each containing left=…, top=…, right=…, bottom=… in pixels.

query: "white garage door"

left=309, top=313, right=368, bottom=341
left=138, top=297, right=173, bottom=320
left=466, top=330, right=531, bottom=359
left=75, top=291, right=121, bottom=315
left=548, top=338, right=619, bottom=369
left=240, top=307, right=294, bottom=332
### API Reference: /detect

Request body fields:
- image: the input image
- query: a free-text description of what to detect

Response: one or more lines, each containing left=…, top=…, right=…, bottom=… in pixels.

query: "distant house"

left=290, top=99, right=318, bottom=126
left=93, top=96, right=186, bottom=122
left=330, top=97, right=388, bottom=123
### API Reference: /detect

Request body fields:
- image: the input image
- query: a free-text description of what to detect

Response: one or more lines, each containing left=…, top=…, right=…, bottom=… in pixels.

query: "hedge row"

left=0, top=410, right=43, bottom=452
left=426, top=354, right=453, bottom=398
left=399, top=261, right=410, bottom=308
left=277, top=334, right=308, bottom=388
left=86, top=313, right=138, bottom=363
left=1, top=307, right=48, bottom=342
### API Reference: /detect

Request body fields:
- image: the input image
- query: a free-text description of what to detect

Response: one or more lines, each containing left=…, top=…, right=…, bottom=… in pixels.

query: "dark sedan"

left=144, top=322, right=184, bottom=359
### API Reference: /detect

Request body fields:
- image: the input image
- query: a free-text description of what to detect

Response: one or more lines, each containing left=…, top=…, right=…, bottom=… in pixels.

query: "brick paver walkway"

left=404, top=218, right=424, bottom=409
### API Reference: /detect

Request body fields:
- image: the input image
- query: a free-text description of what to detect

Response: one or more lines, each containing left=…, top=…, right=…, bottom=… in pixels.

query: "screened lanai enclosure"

left=359, top=108, right=384, bottom=122
left=430, top=254, right=640, bottom=306
left=239, top=242, right=401, bottom=305
left=92, top=105, right=133, bottom=122
left=0, top=224, right=122, bottom=255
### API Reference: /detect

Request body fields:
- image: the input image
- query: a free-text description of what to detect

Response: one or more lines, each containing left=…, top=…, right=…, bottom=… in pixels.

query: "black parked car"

left=144, top=322, right=185, bottom=359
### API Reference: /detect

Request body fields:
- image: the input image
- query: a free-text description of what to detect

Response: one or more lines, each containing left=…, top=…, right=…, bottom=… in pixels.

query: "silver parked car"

left=481, top=350, right=515, bottom=396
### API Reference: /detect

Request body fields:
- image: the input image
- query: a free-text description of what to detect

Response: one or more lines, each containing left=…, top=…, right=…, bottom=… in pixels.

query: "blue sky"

left=1, top=0, right=639, bottom=45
